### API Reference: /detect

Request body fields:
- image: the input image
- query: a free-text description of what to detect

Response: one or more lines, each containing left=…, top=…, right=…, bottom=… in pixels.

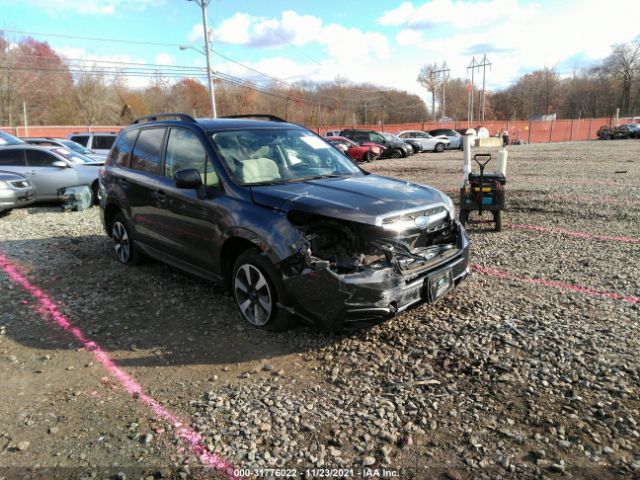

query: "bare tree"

left=604, top=39, right=640, bottom=116
left=417, top=63, right=439, bottom=120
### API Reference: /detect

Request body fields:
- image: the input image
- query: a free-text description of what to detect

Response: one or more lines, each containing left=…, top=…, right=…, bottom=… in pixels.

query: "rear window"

left=70, top=135, right=89, bottom=146
left=0, top=149, right=26, bottom=166
left=93, top=135, right=116, bottom=150
left=109, top=129, right=139, bottom=168
left=130, top=128, right=165, bottom=174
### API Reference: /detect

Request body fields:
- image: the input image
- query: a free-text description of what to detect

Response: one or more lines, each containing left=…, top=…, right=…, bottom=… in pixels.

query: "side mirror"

left=174, top=168, right=203, bottom=189
left=52, top=160, right=68, bottom=168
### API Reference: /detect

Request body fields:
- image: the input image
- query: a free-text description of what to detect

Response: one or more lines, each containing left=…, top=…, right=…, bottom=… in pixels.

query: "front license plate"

left=427, top=269, right=453, bottom=302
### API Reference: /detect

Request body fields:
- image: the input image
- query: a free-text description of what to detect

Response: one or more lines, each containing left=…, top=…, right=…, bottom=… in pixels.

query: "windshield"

left=381, top=132, right=401, bottom=142
left=61, top=140, right=93, bottom=155
left=51, top=148, right=96, bottom=164
left=0, top=131, right=24, bottom=145
left=211, top=128, right=362, bottom=185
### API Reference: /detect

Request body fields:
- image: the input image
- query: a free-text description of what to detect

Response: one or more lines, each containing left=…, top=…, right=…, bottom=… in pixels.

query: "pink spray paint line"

left=508, top=223, right=640, bottom=244
left=0, top=253, right=240, bottom=479
left=472, top=264, right=640, bottom=305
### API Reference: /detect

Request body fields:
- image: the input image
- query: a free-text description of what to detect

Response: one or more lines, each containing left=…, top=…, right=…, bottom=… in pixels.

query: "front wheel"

left=232, top=249, right=293, bottom=331
left=363, top=150, right=375, bottom=163
left=459, top=209, right=469, bottom=227
left=434, top=143, right=445, bottom=153
left=390, top=149, right=403, bottom=159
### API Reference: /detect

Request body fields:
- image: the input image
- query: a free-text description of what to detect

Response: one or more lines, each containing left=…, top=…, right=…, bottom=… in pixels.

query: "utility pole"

left=467, top=57, right=477, bottom=127
left=431, top=62, right=450, bottom=120
left=478, top=54, right=492, bottom=123
left=189, top=0, right=217, bottom=118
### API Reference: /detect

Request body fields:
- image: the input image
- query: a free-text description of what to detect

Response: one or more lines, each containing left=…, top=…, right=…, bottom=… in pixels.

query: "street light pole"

left=189, top=0, right=217, bottom=118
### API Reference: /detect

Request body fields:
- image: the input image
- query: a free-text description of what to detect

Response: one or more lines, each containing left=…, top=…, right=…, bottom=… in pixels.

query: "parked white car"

left=67, top=132, right=118, bottom=156
left=323, top=129, right=342, bottom=138
left=428, top=128, right=463, bottom=149
left=395, top=130, right=450, bottom=152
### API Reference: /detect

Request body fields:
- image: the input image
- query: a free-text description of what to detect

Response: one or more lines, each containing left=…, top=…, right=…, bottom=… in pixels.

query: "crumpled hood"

left=251, top=174, right=449, bottom=226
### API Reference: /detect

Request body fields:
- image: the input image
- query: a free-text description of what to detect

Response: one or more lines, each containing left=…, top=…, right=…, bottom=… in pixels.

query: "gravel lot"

left=1, top=140, right=639, bottom=479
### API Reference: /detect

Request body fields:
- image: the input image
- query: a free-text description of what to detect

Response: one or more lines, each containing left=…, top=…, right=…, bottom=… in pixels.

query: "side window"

left=370, top=134, right=385, bottom=143
left=93, top=135, right=116, bottom=150
left=109, top=129, right=139, bottom=167
left=70, top=135, right=89, bottom=146
left=0, top=149, right=26, bottom=166
left=25, top=150, right=59, bottom=167
left=130, top=128, right=165, bottom=175
left=165, top=128, right=218, bottom=186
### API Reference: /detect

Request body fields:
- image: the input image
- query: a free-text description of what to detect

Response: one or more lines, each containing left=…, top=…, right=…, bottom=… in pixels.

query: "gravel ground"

left=0, top=139, right=639, bottom=479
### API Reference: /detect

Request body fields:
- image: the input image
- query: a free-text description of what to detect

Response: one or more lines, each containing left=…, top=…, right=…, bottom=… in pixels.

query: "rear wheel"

left=390, top=149, right=403, bottom=159
left=232, top=249, right=293, bottom=331
left=111, top=212, right=142, bottom=265
left=435, top=143, right=445, bottom=153
left=494, top=210, right=503, bottom=232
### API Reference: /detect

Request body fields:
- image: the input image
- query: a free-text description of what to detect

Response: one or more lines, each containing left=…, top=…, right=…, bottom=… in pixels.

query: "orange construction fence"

left=1, top=117, right=636, bottom=143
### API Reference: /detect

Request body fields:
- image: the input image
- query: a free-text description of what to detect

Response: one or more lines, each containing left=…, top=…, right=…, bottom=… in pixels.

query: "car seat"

left=241, top=158, right=280, bottom=183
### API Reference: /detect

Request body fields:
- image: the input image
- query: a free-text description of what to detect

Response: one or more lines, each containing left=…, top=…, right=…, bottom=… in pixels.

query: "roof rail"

left=220, top=114, right=287, bottom=123
left=131, top=113, right=196, bottom=125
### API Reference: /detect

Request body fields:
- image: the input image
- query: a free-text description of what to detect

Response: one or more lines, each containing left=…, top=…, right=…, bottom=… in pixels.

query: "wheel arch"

left=103, top=202, right=123, bottom=236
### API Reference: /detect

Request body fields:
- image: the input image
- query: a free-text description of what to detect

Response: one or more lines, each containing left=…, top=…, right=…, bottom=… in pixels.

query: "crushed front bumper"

left=281, top=222, right=470, bottom=329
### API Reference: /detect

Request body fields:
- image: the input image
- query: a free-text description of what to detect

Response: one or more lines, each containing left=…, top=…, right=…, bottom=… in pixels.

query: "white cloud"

left=19, top=0, right=158, bottom=15
left=191, top=10, right=390, bottom=62
left=381, top=0, right=639, bottom=91
left=155, top=53, right=173, bottom=66
left=379, top=0, right=535, bottom=30
left=396, top=29, right=423, bottom=46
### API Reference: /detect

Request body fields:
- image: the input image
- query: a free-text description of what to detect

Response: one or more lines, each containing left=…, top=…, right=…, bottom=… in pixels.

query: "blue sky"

left=2, top=0, right=639, bottom=99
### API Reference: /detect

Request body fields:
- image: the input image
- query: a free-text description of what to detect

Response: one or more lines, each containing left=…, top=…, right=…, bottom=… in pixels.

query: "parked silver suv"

left=67, top=132, right=118, bottom=156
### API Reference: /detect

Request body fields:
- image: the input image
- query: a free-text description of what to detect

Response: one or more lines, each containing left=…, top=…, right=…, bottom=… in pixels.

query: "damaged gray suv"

left=100, top=113, right=470, bottom=331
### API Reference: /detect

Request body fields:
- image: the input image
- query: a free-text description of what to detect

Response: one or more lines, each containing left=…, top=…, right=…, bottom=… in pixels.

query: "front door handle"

left=153, top=190, right=167, bottom=207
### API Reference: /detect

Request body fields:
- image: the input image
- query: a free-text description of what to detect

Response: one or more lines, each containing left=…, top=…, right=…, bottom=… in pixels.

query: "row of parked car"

left=596, top=123, right=640, bottom=140
left=1, top=125, right=462, bottom=214
left=0, top=130, right=118, bottom=214
left=323, top=128, right=464, bottom=162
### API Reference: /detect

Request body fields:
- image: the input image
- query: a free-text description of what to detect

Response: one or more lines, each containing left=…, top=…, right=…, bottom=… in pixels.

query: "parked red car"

left=327, top=136, right=384, bottom=162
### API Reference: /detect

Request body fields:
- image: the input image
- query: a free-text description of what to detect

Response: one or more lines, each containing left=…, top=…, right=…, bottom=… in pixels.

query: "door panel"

left=126, top=127, right=166, bottom=247
left=154, top=127, right=221, bottom=269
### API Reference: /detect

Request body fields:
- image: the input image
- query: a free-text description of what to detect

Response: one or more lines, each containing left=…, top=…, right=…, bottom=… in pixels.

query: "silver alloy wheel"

left=112, top=221, right=130, bottom=263
left=234, top=264, right=273, bottom=326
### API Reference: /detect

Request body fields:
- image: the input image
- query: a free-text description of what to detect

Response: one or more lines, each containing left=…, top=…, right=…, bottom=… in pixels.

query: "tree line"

left=1, top=31, right=638, bottom=128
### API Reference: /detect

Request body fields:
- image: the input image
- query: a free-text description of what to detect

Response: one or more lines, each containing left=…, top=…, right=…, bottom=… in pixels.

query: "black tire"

left=434, top=143, right=445, bottom=153
left=459, top=209, right=469, bottom=227
left=494, top=210, right=503, bottom=232
left=363, top=150, right=374, bottom=163
left=390, top=149, right=403, bottom=159
left=91, top=181, right=99, bottom=205
left=232, top=249, right=294, bottom=331
left=111, top=212, right=143, bottom=265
